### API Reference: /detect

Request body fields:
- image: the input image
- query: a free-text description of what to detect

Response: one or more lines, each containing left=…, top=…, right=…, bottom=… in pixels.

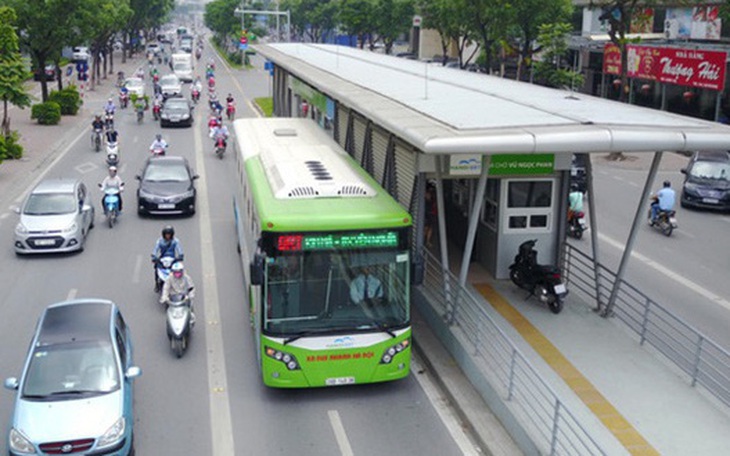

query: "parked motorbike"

left=214, top=137, right=226, bottom=159
left=567, top=211, right=588, bottom=240
left=509, top=239, right=567, bottom=314
left=165, top=288, right=194, bottom=358
left=99, top=185, right=122, bottom=228
left=648, top=198, right=677, bottom=237
left=105, top=142, right=120, bottom=167
left=153, top=256, right=176, bottom=294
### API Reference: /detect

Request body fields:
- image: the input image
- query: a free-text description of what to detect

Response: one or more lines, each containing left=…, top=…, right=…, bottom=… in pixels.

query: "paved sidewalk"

left=0, top=52, right=146, bottom=211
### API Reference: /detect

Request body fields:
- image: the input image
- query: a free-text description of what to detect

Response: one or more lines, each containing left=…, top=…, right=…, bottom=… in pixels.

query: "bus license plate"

left=554, top=283, right=567, bottom=295
left=326, top=377, right=355, bottom=386
left=158, top=203, right=175, bottom=209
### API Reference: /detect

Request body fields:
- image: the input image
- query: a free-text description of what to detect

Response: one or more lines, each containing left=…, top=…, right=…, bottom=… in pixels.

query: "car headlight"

left=161, top=113, right=169, bottom=119
left=62, top=222, right=78, bottom=234
left=138, top=189, right=158, bottom=200
left=9, top=428, right=35, bottom=454
left=97, top=417, right=125, bottom=448
left=182, top=114, right=190, bottom=119
left=179, top=190, right=194, bottom=199
left=15, top=223, right=28, bottom=235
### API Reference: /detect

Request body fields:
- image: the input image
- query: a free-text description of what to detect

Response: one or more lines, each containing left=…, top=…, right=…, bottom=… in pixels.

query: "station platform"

left=412, top=250, right=730, bottom=455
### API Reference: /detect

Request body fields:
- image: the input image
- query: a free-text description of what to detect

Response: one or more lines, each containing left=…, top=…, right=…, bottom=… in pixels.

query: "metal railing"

left=562, top=243, right=730, bottom=408
left=420, top=250, right=606, bottom=456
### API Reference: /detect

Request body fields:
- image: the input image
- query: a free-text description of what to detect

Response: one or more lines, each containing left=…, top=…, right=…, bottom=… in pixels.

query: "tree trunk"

left=2, top=98, right=9, bottom=139
left=109, top=46, right=114, bottom=75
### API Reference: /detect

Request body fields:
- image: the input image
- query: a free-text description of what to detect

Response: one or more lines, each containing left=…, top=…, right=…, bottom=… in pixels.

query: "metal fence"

left=562, top=243, right=730, bottom=408
left=420, top=250, right=606, bottom=456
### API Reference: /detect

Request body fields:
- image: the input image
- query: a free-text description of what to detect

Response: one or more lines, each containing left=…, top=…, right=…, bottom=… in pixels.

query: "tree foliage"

left=0, top=6, right=30, bottom=139
left=205, top=0, right=241, bottom=41
left=511, top=0, right=572, bottom=80
left=338, top=0, right=376, bottom=48
left=465, top=0, right=513, bottom=73
left=532, top=22, right=583, bottom=90
left=371, top=0, right=414, bottom=53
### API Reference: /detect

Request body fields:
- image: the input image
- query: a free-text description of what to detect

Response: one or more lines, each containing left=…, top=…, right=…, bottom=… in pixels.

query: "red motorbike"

left=214, top=137, right=226, bottom=159
left=226, top=102, right=235, bottom=121
left=191, top=88, right=200, bottom=104
left=152, top=102, right=161, bottom=121
left=151, top=145, right=166, bottom=157
left=119, top=91, right=129, bottom=109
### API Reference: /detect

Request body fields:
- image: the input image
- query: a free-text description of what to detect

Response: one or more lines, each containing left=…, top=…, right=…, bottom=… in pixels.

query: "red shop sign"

left=603, top=43, right=622, bottom=76
left=656, top=47, right=727, bottom=91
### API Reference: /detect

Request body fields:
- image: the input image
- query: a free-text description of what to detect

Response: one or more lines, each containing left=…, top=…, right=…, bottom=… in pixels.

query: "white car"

left=159, top=74, right=182, bottom=97
left=173, top=62, right=193, bottom=82
left=123, top=77, right=145, bottom=98
left=72, top=46, right=90, bottom=62
left=147, top=42, right=161, bottom=55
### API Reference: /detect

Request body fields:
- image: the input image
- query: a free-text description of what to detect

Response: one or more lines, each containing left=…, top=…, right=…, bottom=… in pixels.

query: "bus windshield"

left=263, top=249, right=410, bottom=336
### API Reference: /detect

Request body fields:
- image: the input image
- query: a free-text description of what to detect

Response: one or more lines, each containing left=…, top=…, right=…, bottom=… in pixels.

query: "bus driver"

left=350, top=266, right=383, bottom=305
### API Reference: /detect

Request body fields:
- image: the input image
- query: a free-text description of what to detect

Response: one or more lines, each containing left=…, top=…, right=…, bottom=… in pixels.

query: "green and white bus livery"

left=233, top=118, right=412, bottom=388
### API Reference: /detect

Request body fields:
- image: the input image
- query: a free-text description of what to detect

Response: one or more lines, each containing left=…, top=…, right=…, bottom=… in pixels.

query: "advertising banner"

left=604, top=44, right=727, bottom=91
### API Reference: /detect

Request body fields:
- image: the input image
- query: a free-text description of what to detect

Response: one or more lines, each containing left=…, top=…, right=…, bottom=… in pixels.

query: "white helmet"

left=171, top=261, right=184, bottom=277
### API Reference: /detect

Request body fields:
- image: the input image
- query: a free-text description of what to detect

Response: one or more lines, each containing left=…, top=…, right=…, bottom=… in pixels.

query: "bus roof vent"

left=274, top=128, right=298, bottom=137
left=260, top=145, right=377, bottom=199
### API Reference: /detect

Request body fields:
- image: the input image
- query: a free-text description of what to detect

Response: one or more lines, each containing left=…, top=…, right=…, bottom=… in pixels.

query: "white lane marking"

left=327, top=410, right=355, bottom=456
left=75, top=162, right=98, bottom=174
left=195, top=105, right=235, bottom=456
left=0, top=213, right=9, bottom=220
left=131, top=254, right=143, bottom=284
left=613, top=175, right=624, bottom=182
left=598, top=232, right=730, bottom=310
left=411, top=357, right=481, bottom=456
left=214, top=39, right=259, bottom=117
left=721, top=217, right=730, bottom=225
left=66, top=289, right=78, bottom=301
left=627, top=181, right=640, bottom=188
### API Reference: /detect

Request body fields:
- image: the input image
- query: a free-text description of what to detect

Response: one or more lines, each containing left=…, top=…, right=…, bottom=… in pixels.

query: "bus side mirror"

left=250, top=254, right=264, bottom=286
left=411, top=252, right=424, bottom=286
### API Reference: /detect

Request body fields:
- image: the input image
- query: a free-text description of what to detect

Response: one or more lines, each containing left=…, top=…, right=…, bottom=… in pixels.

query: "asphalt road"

left=571, top=153, right=730, bottom=347
left=0, top=42, right=476, bottom=455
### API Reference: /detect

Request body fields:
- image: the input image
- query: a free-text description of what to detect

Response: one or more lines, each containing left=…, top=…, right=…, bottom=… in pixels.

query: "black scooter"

left=508, top=239, right=568, bottom=314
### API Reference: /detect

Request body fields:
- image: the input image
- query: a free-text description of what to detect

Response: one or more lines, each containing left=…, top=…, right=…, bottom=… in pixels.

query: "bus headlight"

left=265, top=346, right=300, bottom=370
left=380, top=339, right=409, bottom=364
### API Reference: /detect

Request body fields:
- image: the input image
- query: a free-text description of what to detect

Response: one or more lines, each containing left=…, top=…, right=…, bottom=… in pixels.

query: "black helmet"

left=570, top=183, right=579, bottom=191
left=162, top=225, right=175, bottom=238
left=663, top=180, right=671, bottom=188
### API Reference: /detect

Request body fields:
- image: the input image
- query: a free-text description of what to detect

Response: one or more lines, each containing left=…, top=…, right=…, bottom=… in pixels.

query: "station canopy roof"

left=257, top=43, right=730, bottom=155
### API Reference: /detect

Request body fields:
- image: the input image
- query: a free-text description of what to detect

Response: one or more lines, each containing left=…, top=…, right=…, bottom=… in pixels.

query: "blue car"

left=4, top=300, right=141, bottom=455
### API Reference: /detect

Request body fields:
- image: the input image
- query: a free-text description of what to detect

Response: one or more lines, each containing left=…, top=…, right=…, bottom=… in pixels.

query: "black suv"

left=680, top=151, right=730, bottom=211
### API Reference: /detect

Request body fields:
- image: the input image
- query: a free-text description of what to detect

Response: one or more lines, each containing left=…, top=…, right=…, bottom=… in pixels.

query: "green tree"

left=4, top=0, right=86, bottom=102
left=511, top=0, right=572, bottom=80
left=126, top=0, right=174, bottom=55
left=205, top=0, right=240, bottom=43
left=372, top=0, right=414, bottom=54
left=0, top=6, right=30, bottom=139
left=465, top=0, right=514, bottom=74
left=532, top=22, right=583, bottom=90
left=338, top=0, right=376, bottom=48
left=79, top=0, right=132, bottom=88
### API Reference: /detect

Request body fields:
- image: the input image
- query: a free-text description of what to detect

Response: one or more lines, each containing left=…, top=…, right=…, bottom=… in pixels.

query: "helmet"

left=156, top=133, right=162, bottom=140
left=570, top=183, right=579, bottom=192
left=171, top=261, right=184, bottom=278
left=162, top=225, right=175, bottom=238
left=109, top=166, right=117, bottom=173
left=663, top=180, right=671, bottom=188
left=95, top=114, right=101, bottom=120
left=108, top=97, right=113, bottom=103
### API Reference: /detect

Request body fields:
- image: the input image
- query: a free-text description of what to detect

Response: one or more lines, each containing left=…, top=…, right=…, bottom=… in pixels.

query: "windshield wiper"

left=47, top=389, right=99, bottom=396
left=283, top=329, right=331, bottom=345
left=369, top=319, right=396, bottom=338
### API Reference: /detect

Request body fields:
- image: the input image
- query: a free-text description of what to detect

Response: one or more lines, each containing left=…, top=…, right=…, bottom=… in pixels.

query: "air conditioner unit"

left=664, top=19, right=679, bottom=39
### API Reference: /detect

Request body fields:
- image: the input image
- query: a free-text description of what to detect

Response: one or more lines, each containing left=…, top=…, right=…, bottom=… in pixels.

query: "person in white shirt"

left=100, top=166, right=124, bottom=211
left=350, top=266, right=383, bottom=305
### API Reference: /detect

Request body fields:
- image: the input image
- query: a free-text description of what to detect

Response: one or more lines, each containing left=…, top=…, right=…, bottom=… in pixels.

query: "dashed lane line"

left=328, top=410, right=355, bottom=456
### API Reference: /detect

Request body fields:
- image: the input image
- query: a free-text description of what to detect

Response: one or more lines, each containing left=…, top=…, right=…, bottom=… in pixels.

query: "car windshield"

left=173, top=63, right=190, bottom=71
left=160, top=76, right=178, bottom=86
left=165, top=102, right=188, bottom=112
left=144, top=163, right=189, bottom=182
left=24, top=193, right=76, bottom=215
left=690, top=161, right=730, bottom=180
left=126, top=79, right=143, bottom=88
left=22, top=341, right=120, bottom=398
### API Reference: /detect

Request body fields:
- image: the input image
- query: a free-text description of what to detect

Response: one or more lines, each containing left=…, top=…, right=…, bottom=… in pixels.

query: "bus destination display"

left=277, top=231, right=399, bottom=251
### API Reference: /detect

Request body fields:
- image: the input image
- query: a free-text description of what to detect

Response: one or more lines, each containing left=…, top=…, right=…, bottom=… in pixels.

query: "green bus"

left=232, top=118, right=412, bottom=388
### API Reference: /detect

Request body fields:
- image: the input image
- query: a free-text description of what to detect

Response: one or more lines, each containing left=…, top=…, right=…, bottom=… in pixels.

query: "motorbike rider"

left=210, top=122, right=229, bottom=149
left=91, top=114, right=105, bottom=131
left=105, top=127, right=119, bottom=145
left=119, top=85, right=129, bottom=106
left=151, top=225, right=184, bottom=292
left=149, top=133, right=168, bottom=154
left=100, top=166, right=124, bottom=212
left=650, top=180, right=676, bottom=224
left=160, top=261, right=196, bottom=324
left=567, top=183, right=584, bottom=223
left=104, top=98, right=116, bottom=116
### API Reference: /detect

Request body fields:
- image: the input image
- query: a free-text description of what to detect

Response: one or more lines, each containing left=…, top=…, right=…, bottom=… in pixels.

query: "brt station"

left=256, top=43, right=730, bottom=306
left=255, top=43, right=730, bottom=452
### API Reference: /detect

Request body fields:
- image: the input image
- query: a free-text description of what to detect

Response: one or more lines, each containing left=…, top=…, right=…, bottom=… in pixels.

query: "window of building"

left=502, top=178, right=555, bottom=233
